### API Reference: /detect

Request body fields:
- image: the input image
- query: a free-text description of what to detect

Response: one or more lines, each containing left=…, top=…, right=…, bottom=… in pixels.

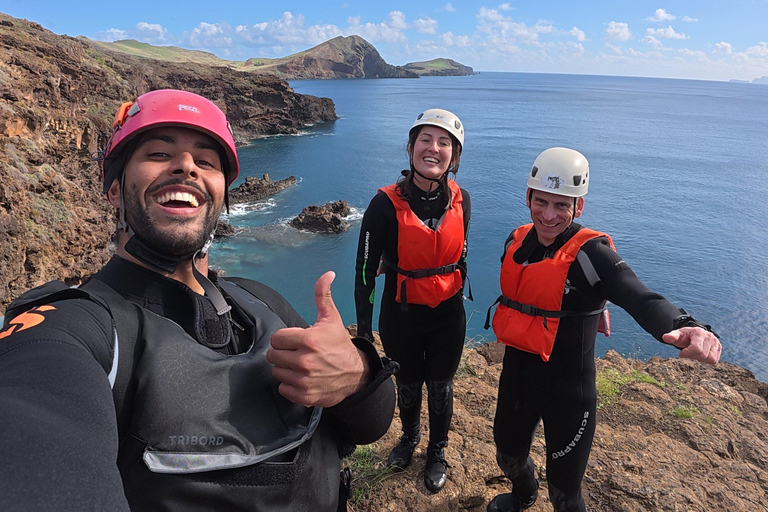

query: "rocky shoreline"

left=350, top=331, right=768, bottom=512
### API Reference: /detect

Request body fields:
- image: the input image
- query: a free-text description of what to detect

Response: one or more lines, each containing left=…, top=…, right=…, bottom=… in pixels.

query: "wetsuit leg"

left=492, top=347, right=541, bottom=501
left=423, top=294, right=465, bottom=445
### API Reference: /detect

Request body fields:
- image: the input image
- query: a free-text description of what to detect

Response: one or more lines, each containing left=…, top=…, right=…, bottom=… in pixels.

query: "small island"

left=403, top=58, right=474, bottom=76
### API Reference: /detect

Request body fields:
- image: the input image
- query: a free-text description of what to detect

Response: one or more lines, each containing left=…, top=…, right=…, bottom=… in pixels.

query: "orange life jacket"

left=491, top=223, right=614, bottom=361
left=380, top=180, right=465, bottom=308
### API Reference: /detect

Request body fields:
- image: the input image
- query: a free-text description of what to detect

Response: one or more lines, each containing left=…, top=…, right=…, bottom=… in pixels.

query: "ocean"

left=212, top=72, right=768, bottom=383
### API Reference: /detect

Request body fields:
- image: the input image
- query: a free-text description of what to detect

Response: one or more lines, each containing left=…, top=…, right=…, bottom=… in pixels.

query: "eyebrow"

left=138, top=134, right=219, bottom=151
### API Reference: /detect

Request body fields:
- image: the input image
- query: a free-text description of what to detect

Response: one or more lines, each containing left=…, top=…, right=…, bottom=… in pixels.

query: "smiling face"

left=527, top=189, right=584, bottom=246
left=409, top=125, right=454, bottom=189
left=107, top=126, right=227, bottom=257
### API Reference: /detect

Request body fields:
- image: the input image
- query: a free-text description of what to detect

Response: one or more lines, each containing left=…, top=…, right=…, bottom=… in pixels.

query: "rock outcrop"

left=403, top=58, right=474, bottom=76
left=0, top=12, right=336, bottom=307
left=347, top=331, right=768, bottom=512
left=229, top=174, right=298, bottom=203
left=290, top=200, right=351, bottom=233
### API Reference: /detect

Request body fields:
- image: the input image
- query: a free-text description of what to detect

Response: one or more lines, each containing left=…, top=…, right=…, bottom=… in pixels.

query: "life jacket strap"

left=382, top=259, right=464, bottom=312
left=484, top=294, right=606, bottom=331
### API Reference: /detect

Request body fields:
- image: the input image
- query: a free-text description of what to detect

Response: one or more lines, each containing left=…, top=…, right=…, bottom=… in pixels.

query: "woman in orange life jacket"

left=484, top=148, right=721, bottom=512
left=354, top=109, right=471, bottom=493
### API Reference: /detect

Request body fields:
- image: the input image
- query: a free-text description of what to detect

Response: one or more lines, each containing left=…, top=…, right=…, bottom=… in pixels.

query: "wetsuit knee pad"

left=426, top=380, right=454, bottom=415
left=548, top=484, right=586, bottom=512
left=397, top=382, right=423, bottom=409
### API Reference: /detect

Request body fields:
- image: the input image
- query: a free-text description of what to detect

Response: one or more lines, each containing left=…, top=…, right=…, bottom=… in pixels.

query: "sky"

left=3, top=1, right=768, bottom=81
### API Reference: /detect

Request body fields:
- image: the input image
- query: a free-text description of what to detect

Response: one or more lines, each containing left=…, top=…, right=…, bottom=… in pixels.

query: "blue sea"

left=212, top=72, right=768, bottom=383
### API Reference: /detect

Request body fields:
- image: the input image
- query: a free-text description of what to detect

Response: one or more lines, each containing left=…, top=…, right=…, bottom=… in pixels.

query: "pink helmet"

left=102, top=89, right=239, bottom=192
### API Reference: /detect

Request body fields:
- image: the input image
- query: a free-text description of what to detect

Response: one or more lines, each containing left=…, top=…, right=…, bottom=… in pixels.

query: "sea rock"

left=290, top=200, right=351, bottom=233
left=229, top=174, right=297, bottom=203
left=0, top=12, right=335, bottom=307
left=213, top=221, right=236, bottom=239
left=343, top=327, right=768, bottom=512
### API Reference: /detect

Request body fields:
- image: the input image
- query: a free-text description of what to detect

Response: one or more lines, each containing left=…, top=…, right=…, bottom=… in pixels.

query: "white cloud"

left=681, top=16, right=698, bottom=23
left=605, top=42, right=623, bottom=55
left=345, top=12, right=407, bottom=43
left=441, top=31, right=472, bottom=47
left=646, top=9, right=676, bottom=22
left=413, top=17, right=438, bottom=35
left=183, top=22, right=233, bottom=49
left=95, top=28, right=129, bottom=42
left=680, top=48, right=707, bottom=62
left=713, top=41, right=732, bottom=54
left=135, top=22, right=170, bottom=43
left=606, top=21, right=631, bottom=41
left=445, top=3, right=456, bottom=12
left=732, top=52, right=750, bottom=64
left=747, top=42, right=768, bottom=57
left=570, top=27, right=586, bottom=42
left=236, top=12, right=342, bottom=47
left=646, top=26, right=688, bottom=39
left=388, top=11, right=408, bottom=30
left=477, top=8, right=559, bottom=45
left=641, top=35, right=662, bottom=48
left=499, top=3, right=513, bottom=11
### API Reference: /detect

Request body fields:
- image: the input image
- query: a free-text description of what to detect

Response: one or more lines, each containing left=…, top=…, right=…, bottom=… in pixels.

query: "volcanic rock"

left=229, top=174, right=298, bottom=204
left=290, top=200, right=351, bottom=233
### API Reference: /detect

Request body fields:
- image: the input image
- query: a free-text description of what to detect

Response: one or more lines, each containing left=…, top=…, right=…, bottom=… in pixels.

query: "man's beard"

left=123, top=181, right=222, bottom=258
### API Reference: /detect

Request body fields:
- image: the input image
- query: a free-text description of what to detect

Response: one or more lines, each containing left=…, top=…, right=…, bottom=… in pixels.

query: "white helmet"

left=527, top=147, right=589, bottom=198
left=411, top=108, right=464, bottom=148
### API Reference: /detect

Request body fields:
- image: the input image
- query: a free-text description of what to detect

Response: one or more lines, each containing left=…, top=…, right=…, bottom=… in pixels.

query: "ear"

left=574, top=197, right=585, bottom=218
left=107, top=179, right=122, bottom=209
left=525, top=188, right=532, bottom=208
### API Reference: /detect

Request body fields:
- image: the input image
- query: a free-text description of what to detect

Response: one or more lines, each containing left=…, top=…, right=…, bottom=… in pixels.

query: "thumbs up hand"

left=268, top=271, right=370, bottom=407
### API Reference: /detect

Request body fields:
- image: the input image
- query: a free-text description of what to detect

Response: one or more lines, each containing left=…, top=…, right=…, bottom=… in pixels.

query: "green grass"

left=671, top=405, right=700, bottom=418
left=344, top=445, right=394, bottom=505
left=596, top=368, right=667, bottom=408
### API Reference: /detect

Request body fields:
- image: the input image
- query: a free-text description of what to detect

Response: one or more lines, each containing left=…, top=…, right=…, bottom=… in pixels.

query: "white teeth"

left=424, top=157, right=439, bottom=164
left=157, top=191, right=199, bottom=208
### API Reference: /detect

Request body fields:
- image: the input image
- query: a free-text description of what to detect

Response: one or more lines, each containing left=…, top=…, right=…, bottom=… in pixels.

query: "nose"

left=171, top=152, right=199, bottom=179
left=540, top=204, right=558, bottom=221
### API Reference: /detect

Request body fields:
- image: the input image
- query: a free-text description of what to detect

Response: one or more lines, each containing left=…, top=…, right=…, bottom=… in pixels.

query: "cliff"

left=0, top=12, right=336, bottom=306
left=349, top=333, right=768, bottom=511
left=94, top=35, right=419, bottom=80
left=403, top=58, right=474, bottom=77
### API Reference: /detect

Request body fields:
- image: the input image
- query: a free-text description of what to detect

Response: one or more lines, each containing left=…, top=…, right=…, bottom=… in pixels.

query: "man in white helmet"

left=484, top=147, right=721, bottom=512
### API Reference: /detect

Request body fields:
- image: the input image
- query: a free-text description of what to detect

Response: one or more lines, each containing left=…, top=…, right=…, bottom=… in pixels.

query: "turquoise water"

left=212, top=72, right=768, bottom=383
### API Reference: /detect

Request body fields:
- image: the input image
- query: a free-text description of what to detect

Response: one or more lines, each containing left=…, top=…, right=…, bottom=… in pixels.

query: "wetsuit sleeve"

left=324, top=336, right=397, bottom=446
left=582, top=238, right=691, bottom=342
left=0, top=298, right=130, bottom=511
left=499, top=230, right=516, bottom=264
left=354, top=192, right=392, bottom=341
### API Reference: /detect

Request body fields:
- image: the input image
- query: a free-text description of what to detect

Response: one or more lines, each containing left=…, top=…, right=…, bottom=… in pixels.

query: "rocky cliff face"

left=0, top=12, right=336, bottom=307
left=267, top=36, right=419, bottom=79
left=350, top=333, right=768, bottom=512
left=404, top=58, right=474, bottom=76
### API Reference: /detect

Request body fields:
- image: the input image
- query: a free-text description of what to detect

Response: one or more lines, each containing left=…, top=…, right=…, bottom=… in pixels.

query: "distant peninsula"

left=403, top=58, right=474, bottom=76
left=91, top=35, right=420, bottom=80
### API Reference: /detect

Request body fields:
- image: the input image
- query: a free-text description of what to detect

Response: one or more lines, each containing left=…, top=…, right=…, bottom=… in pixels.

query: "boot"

left=486, top=481, right=538, bottom=511
left=424, top=442, right=449, bottom=493
left=388, top=431, right=420, bottom=471
left=548, top=484, right=587, bottom=512
left=487, top=454, right=539, bottom=511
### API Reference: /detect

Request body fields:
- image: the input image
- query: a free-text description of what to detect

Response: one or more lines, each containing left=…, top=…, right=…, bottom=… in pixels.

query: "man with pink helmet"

left=0, top=89, right=396, bottom=511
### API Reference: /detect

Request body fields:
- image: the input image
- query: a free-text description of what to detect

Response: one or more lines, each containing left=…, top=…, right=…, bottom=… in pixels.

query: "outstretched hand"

left=662, top=327, right=721, bottom=364
left=267, top=271, right=369, bottom=408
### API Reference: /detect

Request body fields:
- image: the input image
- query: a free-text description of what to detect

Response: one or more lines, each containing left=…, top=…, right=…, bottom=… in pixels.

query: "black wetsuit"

left=492, top=223, right=690, bottom=511
left=0, top=256, right=395, bottom=511
left=355, top=182, right=470, bottom=445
